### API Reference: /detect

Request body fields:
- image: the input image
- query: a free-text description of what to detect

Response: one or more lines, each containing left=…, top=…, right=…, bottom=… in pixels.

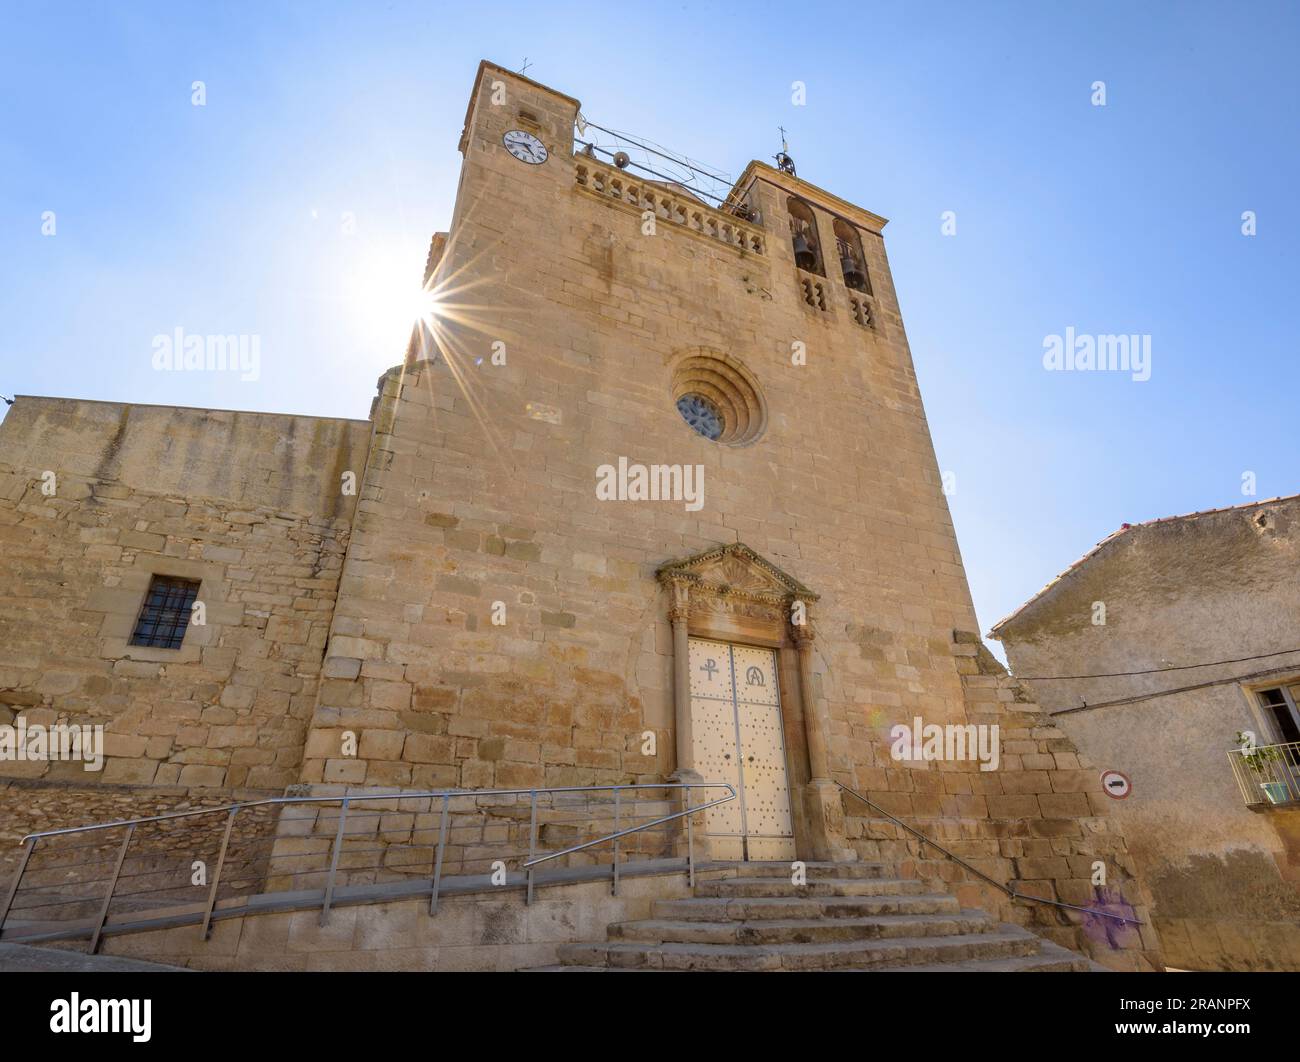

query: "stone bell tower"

left=301, top=59, right=988, bottom=862
left=0, top=59, right=1162, bottom=969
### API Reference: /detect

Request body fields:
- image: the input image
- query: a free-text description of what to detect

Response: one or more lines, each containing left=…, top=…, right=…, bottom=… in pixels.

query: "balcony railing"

left=1228, top=741, right=1300, bottom=807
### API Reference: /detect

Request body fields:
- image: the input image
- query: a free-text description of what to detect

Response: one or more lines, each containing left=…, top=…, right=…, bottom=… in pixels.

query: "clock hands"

left=503, top=130, right=547, bottom=164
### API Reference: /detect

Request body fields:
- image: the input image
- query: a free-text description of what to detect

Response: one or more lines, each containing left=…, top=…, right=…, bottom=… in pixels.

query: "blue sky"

left=1, top=1, right=1296, bottom=652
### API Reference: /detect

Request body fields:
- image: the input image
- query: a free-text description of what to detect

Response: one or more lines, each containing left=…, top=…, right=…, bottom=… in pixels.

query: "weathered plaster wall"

left=995, top=498, right=1300, bottom=969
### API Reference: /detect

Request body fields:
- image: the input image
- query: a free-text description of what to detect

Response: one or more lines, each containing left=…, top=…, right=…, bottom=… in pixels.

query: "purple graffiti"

left=1081, top=886, right=1138, bottom=949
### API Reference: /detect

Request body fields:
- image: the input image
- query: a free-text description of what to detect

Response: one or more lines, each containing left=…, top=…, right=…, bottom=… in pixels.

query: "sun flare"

left=343, top=243, right=445, bottom=364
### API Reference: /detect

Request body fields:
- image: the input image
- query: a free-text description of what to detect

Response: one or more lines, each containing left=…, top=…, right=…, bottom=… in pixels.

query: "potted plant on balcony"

left=1233, top=732, right=1291, bottom=804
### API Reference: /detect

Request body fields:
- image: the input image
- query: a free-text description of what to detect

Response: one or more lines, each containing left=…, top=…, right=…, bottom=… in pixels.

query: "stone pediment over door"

left=657, top=543, right=818, bottom=645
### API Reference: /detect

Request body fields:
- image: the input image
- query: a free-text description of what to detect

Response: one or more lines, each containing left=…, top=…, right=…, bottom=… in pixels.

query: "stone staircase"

left=529, top=862, right=1100, bottom=971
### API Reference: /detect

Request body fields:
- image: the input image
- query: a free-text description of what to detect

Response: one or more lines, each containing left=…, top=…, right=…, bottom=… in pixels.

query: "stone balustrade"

left=575, top=157, right=766, bottom=256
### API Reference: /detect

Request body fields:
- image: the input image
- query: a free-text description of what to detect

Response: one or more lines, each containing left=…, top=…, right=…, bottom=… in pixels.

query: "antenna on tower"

left=774, top=126, right=797, bottom=177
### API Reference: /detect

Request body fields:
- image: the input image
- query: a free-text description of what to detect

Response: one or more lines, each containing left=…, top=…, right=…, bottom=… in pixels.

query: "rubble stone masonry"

left=0, top=398, right=369, bottom=834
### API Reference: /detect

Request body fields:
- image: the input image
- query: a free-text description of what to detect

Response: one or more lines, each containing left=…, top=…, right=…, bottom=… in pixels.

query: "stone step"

left=608, top=910, right=996, bottom=946
left=556, top=927, right=1042, bottom=971
left=693, top=876, right=929, bottom=899
left=868, top=940, right=1100, bottom=973
left=722, top=861, right=894, bottom=880
left=529, top=944, right=1095, bottom=973
left=651, top=893, right=962, bottom=922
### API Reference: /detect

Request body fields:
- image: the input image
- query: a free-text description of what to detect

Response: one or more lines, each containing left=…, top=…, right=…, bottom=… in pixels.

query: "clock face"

left=503, top=129, right=548, bottom=165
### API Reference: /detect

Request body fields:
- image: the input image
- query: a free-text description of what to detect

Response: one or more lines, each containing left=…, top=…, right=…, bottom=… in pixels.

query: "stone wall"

left=0, top=397, right=370, bottom=792
left=262, top=788, right=678, bottom=893
left=0, top=778, right=280, bottom=902
left=0, top=62, right=1172, bottom=973
left=299, top=64, right=981, bottom=812
left=840, top=633, right=1162, bottom=971
left=0, top=398, right=367, bottom=519
left=94, top=872, right=698, bottom=971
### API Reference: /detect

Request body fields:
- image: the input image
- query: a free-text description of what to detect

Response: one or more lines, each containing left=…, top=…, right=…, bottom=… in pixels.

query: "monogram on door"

left=688, top=637, right=795, bottom=860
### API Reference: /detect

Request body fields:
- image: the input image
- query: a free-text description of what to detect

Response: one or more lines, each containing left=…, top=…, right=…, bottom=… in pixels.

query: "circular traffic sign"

left=1100, top=769, right=1132, bottom=799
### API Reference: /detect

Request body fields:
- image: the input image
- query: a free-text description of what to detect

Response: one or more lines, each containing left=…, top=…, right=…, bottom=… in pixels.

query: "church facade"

left=0, top=62, right=1159, bottom=969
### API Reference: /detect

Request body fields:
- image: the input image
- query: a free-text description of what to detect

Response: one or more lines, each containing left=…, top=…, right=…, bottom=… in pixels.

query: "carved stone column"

left=662, top=577, right=709, bottom=862
left=666, top=578, right=700, bottom=784
left=794, top=623, right=830, bottom=783
left=792, top=622, right=852, bottom=861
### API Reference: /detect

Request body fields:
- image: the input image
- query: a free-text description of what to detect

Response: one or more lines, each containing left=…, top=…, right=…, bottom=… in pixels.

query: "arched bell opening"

left=787, top=196, right=824, bottom=276
left=833, top=217, right=871, bottom=294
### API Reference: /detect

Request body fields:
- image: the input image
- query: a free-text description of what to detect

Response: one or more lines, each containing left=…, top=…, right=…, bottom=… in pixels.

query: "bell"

left=792, top=232, right=817, bottom=271
left=841, top=255, right=867, bottom=290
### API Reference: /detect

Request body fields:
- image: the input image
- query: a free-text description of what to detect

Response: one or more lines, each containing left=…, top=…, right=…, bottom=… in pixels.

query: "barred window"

left=128, top=576, right=201, bottom=649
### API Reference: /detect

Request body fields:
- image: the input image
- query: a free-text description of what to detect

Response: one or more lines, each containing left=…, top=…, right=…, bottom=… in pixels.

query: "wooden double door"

left=688, top=637, right=796, bottom=860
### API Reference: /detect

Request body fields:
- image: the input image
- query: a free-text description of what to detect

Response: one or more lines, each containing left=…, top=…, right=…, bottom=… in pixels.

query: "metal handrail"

left=523, top=788, right=737, bottom=867
left=1, top=782, right=735, bottom=951
left=834, top=781, right=1143, bottom=927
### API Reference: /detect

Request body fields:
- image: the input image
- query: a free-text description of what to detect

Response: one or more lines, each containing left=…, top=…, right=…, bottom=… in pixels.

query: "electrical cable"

left=1013, top=646, right=1300, bottom=682
left=574, top=139, right=739, bottom=208
left=1047, top=661, right=1300, bottom=717
left=578, top=119, right=731, bottom=183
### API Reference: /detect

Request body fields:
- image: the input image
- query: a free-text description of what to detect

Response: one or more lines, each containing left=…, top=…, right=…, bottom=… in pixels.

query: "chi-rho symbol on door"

left=687, top=637, right=795, bottom=860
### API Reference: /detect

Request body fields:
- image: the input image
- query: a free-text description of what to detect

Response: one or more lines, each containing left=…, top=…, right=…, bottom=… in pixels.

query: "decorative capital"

left=791, top=620, right=815, bottom=646
left=665, top=577, right=691, bottom=623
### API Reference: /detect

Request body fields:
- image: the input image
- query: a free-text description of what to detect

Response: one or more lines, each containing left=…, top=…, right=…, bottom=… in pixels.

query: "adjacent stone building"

left=0, top=61, right=1160, bottom=969
left=992, top=494, right=1300, bottom=970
